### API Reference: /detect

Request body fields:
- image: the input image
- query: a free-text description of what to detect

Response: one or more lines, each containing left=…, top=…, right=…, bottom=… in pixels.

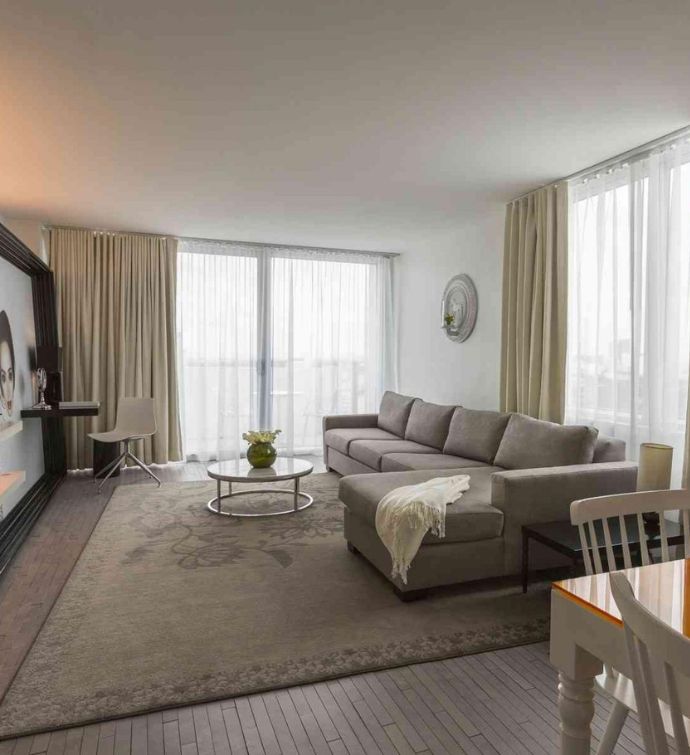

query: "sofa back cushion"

left=593, top=435, right=626, bottom=462
left=404, top=399, right=456, bottom=450
left=443, top=408, right=511, bottom=463
left=377, top=391, right=416, bottom=437
left=493, top=413, right=599, bottom=470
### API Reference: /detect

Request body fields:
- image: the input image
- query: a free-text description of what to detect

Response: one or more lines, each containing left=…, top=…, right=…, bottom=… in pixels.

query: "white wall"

left=396, top=205, right=504, bottom=409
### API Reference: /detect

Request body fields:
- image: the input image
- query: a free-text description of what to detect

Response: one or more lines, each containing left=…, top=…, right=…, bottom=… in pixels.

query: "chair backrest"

left=571, top=489, right=690, bottom=575
left=115, top=397, right=157, bottom=437
left=610, top=572, right=690, bottom=755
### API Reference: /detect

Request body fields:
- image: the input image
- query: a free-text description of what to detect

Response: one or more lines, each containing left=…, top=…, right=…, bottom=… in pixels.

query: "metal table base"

left=207, top=478, right=314, bottom=517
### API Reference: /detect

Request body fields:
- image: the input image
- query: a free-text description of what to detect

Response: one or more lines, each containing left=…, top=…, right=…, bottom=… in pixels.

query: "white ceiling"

left=1, top=0, right=689, bottom=250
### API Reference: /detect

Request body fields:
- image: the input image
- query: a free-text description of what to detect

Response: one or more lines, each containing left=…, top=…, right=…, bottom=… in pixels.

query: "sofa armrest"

left=491, top=461, right=639, bottom=525
left=491, top=461, right=638, bottom=572
left=322, top=413, right=379, bottom=463
left=322, top=413, right=379, bottom=432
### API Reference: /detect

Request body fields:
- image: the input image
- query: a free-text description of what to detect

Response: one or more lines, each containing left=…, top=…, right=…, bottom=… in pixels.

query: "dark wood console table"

left=20, top=404, right=101, bottom=475
left=21, top=405, right=100, bottom=419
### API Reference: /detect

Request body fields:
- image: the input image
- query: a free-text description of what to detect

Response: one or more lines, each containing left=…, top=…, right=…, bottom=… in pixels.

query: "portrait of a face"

left=0, top=310, right=16, bottom=418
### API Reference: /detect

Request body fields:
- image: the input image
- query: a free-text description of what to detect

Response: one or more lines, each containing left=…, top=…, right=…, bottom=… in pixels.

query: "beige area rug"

left=0, top=473, right=550, bottom=738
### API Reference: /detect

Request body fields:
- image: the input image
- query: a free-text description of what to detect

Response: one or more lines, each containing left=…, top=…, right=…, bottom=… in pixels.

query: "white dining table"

left=550, top=558, right=690, bottom=754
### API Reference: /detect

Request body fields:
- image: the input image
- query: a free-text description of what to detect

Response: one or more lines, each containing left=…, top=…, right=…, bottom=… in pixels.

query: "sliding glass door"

left=177, top=241, right=395, bottom=461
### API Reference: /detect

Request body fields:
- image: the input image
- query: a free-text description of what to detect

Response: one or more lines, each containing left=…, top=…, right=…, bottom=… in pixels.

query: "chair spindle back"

left=610, top=572, right=690, bottom=755
left=571, top=490, right=690, bottom=576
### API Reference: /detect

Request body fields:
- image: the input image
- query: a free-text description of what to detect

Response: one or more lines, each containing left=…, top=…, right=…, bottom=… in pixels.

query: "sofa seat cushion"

left=348, top=439, right=439, bottom=471
left=377, top=391, right=416, bottom=436
left=339, top=467, right=504, bottom=545
left=443, top=407, right=511, bottom=463
left=324, top=427, right=400, bottom=455
left=494, top=413, right=599, bottom=470
left=404, top=399, right=456, bottom=449
left=381, top=453, right=491, bottom=472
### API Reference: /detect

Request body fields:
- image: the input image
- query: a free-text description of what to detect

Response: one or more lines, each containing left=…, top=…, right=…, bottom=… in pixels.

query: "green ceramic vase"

left=247, top=442, right=277, bottom=468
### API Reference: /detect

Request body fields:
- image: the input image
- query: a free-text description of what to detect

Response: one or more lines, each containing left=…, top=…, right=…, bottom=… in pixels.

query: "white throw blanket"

left=375, top=475, right=471, bottom=584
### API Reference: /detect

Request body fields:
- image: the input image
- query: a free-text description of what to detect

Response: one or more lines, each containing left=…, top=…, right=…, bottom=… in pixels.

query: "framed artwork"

left=0, top=223, right=63, bottom=573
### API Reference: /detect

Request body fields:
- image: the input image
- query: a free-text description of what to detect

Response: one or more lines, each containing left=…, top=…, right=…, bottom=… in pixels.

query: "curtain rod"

left=44, top=224, right=169, bottom=239
left=509, top=123, right=690, bottom=203
left=175, top=234, right=399, bottom=258
left=43, top=225, right=399, bottom=258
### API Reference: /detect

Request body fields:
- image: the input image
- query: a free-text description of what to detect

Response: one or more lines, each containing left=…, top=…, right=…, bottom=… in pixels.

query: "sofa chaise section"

left=341, top=467, right=506, bottom=599
left=341, top=458, right=637, bottom=598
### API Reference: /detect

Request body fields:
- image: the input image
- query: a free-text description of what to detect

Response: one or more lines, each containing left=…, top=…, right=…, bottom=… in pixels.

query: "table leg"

left=521, top=529, right=529, bottom=593
left=216, top=480, right=221, bottom=514
left=294, top=477, right=299, bottom=512
left=558, top=672, right=595, bottom=755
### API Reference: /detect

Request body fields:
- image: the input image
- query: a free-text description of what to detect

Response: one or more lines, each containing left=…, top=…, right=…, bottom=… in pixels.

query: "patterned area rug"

left=0, top=473, right=550, bottom=737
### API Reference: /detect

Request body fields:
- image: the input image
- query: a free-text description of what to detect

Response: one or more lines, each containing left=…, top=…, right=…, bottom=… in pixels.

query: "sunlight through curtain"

left=566, top=139, right=690, bottom=484
left=177, top=241, right=396, bottom=461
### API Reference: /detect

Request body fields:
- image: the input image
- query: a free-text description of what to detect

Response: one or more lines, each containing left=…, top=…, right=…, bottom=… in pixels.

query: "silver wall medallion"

left=441, top=274, right=478, bottom=342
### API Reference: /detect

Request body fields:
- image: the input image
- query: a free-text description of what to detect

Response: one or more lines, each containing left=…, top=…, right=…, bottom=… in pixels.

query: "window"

left=566, top=142, right=690, bottom=482
left=177, top=241, right=396, bottom=461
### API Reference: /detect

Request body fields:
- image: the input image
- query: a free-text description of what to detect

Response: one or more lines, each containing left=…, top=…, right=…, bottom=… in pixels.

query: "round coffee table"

left=206, top=458, right=314, bottom=517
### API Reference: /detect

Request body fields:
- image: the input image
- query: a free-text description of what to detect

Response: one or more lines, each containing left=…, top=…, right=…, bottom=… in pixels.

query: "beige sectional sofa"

left=324, top=392, right=638, bottom=600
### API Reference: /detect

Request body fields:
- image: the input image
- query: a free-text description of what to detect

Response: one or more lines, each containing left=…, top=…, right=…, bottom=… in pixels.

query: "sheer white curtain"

left=177, top=241, right=396, bottom=461
left=177, top=242, right=259, bottom=461
left=566, top=140, right=690, bottom=483
left=271, top=249, right=396, bottom=455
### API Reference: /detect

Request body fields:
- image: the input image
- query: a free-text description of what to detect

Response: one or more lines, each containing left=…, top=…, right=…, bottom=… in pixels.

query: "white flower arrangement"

left=242, top=429, right=281, bottom=444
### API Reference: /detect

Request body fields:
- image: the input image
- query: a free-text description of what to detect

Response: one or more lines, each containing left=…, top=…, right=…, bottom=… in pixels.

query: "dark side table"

left=521, top=516, right=684, bottom=592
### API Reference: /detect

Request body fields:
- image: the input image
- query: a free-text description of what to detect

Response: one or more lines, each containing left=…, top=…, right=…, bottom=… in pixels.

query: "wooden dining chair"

left=571, top=489, right=690, bottom=755
left=609, top=571, right=690, bottom=755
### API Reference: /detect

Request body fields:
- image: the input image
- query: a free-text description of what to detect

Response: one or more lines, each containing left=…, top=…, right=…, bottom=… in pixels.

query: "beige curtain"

left=49, top=228, right=182, bottom=468
left=500, top=184, right=568, bottom=423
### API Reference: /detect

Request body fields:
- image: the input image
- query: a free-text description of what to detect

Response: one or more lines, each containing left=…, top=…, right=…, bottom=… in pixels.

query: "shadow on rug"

left=0, top=473, right=550, bottom=737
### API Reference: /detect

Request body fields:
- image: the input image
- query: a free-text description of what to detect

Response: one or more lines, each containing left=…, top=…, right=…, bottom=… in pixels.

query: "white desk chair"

left=89, top=397, right=161, bottom=490
left=610, top=571, right=690, bottom=755
left=571, top=489, right=690, bottom=754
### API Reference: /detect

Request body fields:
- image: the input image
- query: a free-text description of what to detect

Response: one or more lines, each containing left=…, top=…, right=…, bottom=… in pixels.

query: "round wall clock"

left=441, top=274, right=478, bottom=342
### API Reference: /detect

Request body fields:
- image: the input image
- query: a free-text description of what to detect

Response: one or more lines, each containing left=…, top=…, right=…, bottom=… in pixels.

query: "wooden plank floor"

left=0, top=643, right=652, bottom=755
left=0, top=461, right=654, bottom=754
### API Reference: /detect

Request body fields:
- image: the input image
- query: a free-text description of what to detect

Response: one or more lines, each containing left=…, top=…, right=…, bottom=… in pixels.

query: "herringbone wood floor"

left=0, top=462, right=651, bottom=754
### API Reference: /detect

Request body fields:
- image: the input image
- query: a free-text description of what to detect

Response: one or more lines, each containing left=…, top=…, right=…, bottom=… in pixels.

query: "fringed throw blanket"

left=375, top=475, right=471, bottom=583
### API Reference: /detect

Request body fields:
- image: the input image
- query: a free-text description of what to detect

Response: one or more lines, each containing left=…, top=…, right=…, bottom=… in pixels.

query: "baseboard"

left=0, top=473, right=64, bottom=576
